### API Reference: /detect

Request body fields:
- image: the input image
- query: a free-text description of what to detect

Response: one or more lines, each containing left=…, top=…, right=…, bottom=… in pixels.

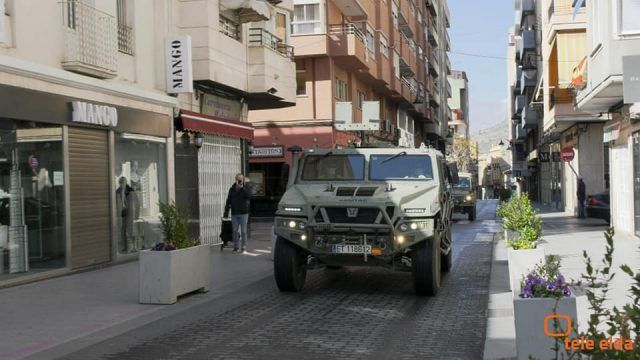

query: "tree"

left=446, top=133, right=475, bottom=173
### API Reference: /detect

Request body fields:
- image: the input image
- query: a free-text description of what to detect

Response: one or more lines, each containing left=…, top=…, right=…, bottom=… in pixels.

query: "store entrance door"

left=633, top=132, right=640, bottom=237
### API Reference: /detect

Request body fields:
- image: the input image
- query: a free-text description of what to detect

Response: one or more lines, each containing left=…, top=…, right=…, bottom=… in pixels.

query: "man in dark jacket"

left=224, top=173, right=252, bottom=253
left=577, top=176, right=586, bottom=218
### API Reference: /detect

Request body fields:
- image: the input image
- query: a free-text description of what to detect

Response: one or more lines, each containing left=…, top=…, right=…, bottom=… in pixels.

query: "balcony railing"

left=548, top=0, right=585, bottom=20
left=248, top=28, right=294, bottom=60
left=329, top=23, right=366, bottom=43
left=118, top=23, right=134, bottom=55
left=220, top=14, right=240, bottom=40
left=401, top=76, right=417, bottom=95
left=61, top=0, right=117, bottom=79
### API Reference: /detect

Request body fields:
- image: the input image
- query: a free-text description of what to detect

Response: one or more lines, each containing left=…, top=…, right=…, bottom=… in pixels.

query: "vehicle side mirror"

left=447, top=162, right=459, bottom=184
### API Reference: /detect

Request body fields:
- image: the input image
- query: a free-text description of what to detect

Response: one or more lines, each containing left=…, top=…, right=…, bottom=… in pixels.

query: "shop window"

left=0, top=120, right=65, bottom=278
left=296, top=70, right=307, bottom=96
left=292, top=2, right=321, bottom=35
left=115, top=133, right=168, bottom=254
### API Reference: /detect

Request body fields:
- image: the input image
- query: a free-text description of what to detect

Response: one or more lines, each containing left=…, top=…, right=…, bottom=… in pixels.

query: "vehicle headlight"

left=410, top=223, right=418, bottom=230
left=288, top=220, right=297, bottom=228
left=399, top=223, right=409, bottom=231
left=465, top=195, right=473, bottom=201
left=284, top=207, right=302, bottom=212
left=301, top=234, right=308, bottom=241
left=398, top=219, right=434, bottom=232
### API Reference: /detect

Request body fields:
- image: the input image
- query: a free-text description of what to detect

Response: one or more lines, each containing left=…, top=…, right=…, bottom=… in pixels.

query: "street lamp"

left=194, top=132, right=204, bottom=149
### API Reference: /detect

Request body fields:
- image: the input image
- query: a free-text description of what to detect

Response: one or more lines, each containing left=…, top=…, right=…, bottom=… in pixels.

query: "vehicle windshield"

left=369, top=154, right=433, bottom=180
left=454, top=177, right=472, bottom=189
left=300, top=154, right=365, bottom=181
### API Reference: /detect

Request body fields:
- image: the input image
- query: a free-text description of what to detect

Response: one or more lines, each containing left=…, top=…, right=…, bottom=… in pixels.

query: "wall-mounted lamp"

left=194, top=132, right=204, bottom=149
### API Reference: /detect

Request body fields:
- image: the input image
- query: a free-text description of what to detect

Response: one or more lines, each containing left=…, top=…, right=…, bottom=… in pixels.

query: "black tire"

left=441, top=225, right=453, bottom=272
left=468, top=207, right=476, bottom=221
left=413, top=237, right=441, bottom=296
left=274, top=237, right=307, bottom=292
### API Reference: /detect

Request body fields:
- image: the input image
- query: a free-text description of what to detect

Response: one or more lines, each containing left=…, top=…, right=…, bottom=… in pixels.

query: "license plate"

left=332, top=244, right=372, bottom=254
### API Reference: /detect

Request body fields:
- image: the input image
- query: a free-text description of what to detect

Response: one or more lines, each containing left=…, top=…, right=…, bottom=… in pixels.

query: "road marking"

left=241, top=251, right=262, bottom=257
left=255, top=249, right=271, bottom=254
left=457, top=220, right=470, bottom=225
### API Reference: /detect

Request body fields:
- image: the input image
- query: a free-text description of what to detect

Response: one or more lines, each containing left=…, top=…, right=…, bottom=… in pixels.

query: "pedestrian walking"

left=224, top=173, right=253, bottom=253
left=577, top=176, right=586, bottom=218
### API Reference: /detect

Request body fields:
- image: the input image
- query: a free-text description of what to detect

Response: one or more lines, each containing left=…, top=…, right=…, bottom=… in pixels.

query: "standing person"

left=224, top=173, right=252, bottom=253
left=577, top=176, right=586, bottom=218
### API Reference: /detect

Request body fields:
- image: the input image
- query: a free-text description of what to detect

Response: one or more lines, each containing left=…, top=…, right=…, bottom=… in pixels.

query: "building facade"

left=447, top=70, right=469, bottom=138
left=247, top=0, right=452, bottom=216
left=0, top=0, right=177, bottom=285
left=575, top=0, right=640, bottom=237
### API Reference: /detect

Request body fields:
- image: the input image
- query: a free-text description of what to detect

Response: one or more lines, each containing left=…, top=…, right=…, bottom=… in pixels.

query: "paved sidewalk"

left=483, top=204, right=640, bottom=359
left=0, top=221, right=276, bottom=360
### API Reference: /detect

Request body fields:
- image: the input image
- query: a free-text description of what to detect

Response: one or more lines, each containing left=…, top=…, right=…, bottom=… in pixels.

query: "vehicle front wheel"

left=413, top=237, right=441, bottom=296
left=274, top=237, right=307, bottom=292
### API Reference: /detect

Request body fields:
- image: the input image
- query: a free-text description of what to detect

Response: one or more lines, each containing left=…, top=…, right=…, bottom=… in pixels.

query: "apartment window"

left=117, top=0, right=134, bottom=55
left=409, top=0, right=415, bottom=15
left=366, top=25, right=376, bottom=59
left=590, top=0, right=603, bottom=49
left=65, top=0, right=77, bottom=29
left=296, top=70, right=307, bottom=96
left=619, top=0, right=640, bottom=35
left=293, top=3, right=321, bottom=35
left=380, top=35, right=389, bottom=57
left=275, top=12, right=287, bottom=41
left=336, top=78, right=348, bottom=101
left=392, top=2, right=399, bottom=30
left=356, top=91, right=366, bottom=109
left=418, top=46, right=423, bottom=58
left=393, top=51, right=400, bottom=78
left=409, top=39, right=416, bottom=54
left=418, top=11, right=423, bottom=24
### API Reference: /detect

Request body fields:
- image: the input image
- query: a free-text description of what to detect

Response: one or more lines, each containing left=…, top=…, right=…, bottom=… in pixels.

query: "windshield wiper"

left=380, top=151, right=407, bottom=165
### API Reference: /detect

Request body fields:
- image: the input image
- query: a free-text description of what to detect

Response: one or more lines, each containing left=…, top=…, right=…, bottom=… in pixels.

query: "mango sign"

left=561, top=147, right=575, bottom=162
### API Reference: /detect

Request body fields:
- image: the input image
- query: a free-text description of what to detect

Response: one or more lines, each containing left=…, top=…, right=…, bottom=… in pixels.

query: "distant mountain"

left=470, top=121, right=510, bottom=155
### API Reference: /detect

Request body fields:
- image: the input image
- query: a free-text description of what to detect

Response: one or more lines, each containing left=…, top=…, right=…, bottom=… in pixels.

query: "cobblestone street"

left=58, top=201, right=499, bottom=360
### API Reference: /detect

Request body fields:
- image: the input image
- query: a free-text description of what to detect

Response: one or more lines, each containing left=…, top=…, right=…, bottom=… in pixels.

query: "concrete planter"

left=139, top=244, right=211, bottom=304
left=507, top=247, right=545, bottom=295
left=514, top=296, right=577, bottom=360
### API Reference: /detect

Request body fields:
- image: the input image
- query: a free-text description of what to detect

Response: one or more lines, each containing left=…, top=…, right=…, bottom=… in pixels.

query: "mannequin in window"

left=115, top=177, right=135, bottom=252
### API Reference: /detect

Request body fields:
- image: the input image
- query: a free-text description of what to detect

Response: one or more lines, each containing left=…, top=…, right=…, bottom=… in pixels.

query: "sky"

left=447, top=0, right=515, bottom=132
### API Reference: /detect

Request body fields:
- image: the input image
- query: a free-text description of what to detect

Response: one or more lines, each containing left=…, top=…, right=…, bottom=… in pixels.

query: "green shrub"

left=158, top=202, right=198, bottom=250
left=497, top=193, right=542, bottom=250
left=499, top=188, right=512, bottom=202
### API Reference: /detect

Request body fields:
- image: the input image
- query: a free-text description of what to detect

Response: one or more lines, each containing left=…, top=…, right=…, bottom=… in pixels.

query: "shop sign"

left=623, top=56, right=640, bottom=104
left=561, top=147, right=575, bottom=162
left=202, top=93, right=243, bottom=121
left=250, top=146, right=284, bottom=158
left=539, top=152, right=550, bottom=162
left=71, top=101, right=118, bottom=127
left=552, top=152, right=561, bottom=162
left=603, top=122, right=621, bottom=143
left=165, top=35, right=193, bottom=94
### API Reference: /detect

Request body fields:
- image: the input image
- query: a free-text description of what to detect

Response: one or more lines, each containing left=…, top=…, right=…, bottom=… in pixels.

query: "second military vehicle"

left=273, top=145, right=458, bottom=296
left=452, top=172, right=476, bottom=221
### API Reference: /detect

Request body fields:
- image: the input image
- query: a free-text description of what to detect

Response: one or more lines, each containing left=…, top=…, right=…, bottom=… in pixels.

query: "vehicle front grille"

left=323, top=207, right=382, bottom=224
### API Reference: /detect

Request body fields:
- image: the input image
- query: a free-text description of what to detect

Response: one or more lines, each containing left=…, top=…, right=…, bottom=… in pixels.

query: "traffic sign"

left=560, top=147, right=575, bottom=162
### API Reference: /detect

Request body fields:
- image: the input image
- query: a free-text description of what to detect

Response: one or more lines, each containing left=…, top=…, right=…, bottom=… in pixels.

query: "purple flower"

left=557, top=274, right=565, bottom=283
left=563, top=287, right=571, bottom=296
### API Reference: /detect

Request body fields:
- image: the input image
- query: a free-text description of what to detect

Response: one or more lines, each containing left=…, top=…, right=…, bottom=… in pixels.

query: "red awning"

left=179, top=110, right=254, bottom=140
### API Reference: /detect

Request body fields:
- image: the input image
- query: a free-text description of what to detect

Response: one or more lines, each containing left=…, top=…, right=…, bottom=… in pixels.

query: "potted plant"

left=513, top=256, right=577, bottom=360
left=497, top=193, right=545, bottom=294
left=139, top=202, right=210, bottom=304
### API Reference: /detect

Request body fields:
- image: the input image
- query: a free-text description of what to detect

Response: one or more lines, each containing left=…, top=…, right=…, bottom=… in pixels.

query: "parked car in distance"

left=586, top=192, right=610, bottom=224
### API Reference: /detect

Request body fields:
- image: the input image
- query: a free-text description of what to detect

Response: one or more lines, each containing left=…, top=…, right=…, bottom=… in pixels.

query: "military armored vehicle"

left=452, top=172, right=476, bottom=221
left=273, top=145, right=457, bottom=296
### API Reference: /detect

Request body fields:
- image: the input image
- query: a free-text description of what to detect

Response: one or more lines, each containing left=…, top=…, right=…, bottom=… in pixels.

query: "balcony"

left=445, top=56, right=451, bottom=75
left=428, top=20, right=438, bottom=47
left=513, top=68, right=522, bottom=93
left=328, top=23, right=369, bottom=70
left=398, top=35, right=417, bottom=78
left=514, top=95, right=525, bottom=115
left=426, top=0, right=437, bottom=16
left=521, top=105, right=538, bottom=129
left=446, top=80, right=452, bottom=97
left=398, top=0, right=414, bottom=38
left=549, top=86, right=573, bottom=109
left=520, top=68, right=537, bottom=94
left=332, top=0, right=368, bottom=18
left=518, top=30, right=536, bottom=63
left=247, top=28, right=296, bottom=108
left=61, top=1, right=118, bottom=79
left=520, top=0, right=535, bottom=24
left=515, top=123, right=528, bottom=140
